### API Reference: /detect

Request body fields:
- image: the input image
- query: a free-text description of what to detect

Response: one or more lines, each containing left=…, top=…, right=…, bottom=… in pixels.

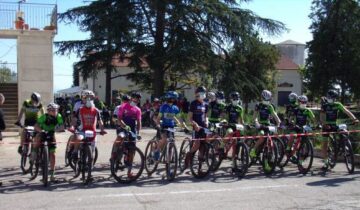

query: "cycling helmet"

left=327, top=90, right=338, bottom=99
left=81, top=90, right=95, bottom=99
left=165, top=91, right=179, bottom=100
left=195, top=86, right=207, bottom=94
left=131, top=92, right=142, bottom=99
left=288, top=92, right=298, bottom=103
left=208, top=92, right=216, bottom=101
left=31, top=92, right=41, bottom=103
left=47, top=102, right=59, bottom=110
left=261, top=90, right=272, bottom=101
left=153, top=98, right=159, bottom=102
left=216, top=91, right=225, bottom=100
left=230, top=91, right=240, bottom=100
left=298, top=95, right=308, bottom=103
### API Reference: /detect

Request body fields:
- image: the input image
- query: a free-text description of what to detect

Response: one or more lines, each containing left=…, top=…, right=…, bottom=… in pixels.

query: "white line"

left=96, top=184, right=299, bottom=198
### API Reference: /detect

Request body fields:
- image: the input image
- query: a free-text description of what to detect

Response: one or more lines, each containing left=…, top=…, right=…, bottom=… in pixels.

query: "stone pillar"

left=16, top=30, right=54, bottom=110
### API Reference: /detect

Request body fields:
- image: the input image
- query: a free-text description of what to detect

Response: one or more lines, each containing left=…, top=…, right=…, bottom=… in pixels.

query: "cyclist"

left=32, top=102, right=64, bottom=182
left=15, top=92, right=44, bottom=154
left=154, top=91, right=187, bottom=161
left=285, top=92, right=298, bottom=125
left=110, top=92, right=142, bottom=178
left=320, top=90, right=358, bottom=170
left=285, top=95, right=316, bottom=157
left=69, top=90, right=106, bottom=160
left=250, top=90, right=281, bottom=170
left=207, top=91, right=226, bottom=126
left=183, top=86, right=208, bottom=170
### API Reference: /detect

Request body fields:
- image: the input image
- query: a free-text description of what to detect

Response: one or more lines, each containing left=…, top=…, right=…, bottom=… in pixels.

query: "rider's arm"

left=341, top=105, right=358, bottom=121
left=136, top=108, right=142, bottom=133
left=16, top=106, right=25, bottom=122
left=272, top=112, right=281, bottom=127
left=97, top=110, right=105, bottom=132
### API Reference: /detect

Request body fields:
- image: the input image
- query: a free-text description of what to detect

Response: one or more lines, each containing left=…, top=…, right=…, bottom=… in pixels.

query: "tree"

left=306, top=0, right=360, bottom=102
left=0, top=63, right=13, bottom=83
left=57, top=0, right=286, bottom=101
left=219, top=36, right=280, bottom=112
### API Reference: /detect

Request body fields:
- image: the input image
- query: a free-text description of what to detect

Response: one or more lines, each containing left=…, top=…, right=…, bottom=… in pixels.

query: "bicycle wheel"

left=344, top=140, right=354, bottom=174
left=178, top=138, right=192, bottom=171
left=233, top=141, right=249, bottom=178
left=82, top=145, right=93, bottom=185
left=112, top=147, right=144, bottom=183
left=190, top=143, right=212, bottom=178
left=327, top=136, right=338, bottom=169
left=261, top=139, right=278, bottom=175
left=297, top=138, right=313, bottom=175
left=274, top=137, right=285, bottom=167
left=93, top=146, right=98, bottom=165
left=29, top=152, right=39, bottom=180
left=42, top=147, right=49, bottom=187
left=165, top=142, right=178, bottom=181
left=20, top=143, right=31, bottom=174
left=64, top=136, right=73, bottom=168
left=245, top=138, right=258, bottom=167
left=144, top=139, right=159, bottom=175
left=209, top=139, right=223, bottom=171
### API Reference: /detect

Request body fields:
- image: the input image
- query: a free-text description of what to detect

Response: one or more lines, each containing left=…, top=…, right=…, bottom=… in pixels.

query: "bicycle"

left=278, top=125, right=314, bottom=175
left=110, top=129, right=145, bottom=183
left=68, top=129, right=105, bottom=184
left=211, top=123, right=249, bottom=178
left=178, top=128, right=216, bottom=179
left=28, top=131, right=54, bottom=187
left=245, top=125, right=279, bottom=175
left=16, top=125, right=36, bottom=174
left=326, top=123, right=356, bottom=173
left=144, top=127, right=178, bottom=181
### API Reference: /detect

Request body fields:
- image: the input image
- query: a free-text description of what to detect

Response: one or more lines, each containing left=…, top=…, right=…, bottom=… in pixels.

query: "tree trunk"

left=105, top=64, right=112, bottom=105
left=152, top=1, right=166, bottom=97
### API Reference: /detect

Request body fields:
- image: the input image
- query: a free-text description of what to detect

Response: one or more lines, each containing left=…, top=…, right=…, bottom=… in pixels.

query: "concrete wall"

left=274, top=69, right=302, bottom=106
left=277, top=44, right=306, bottom=66
left=0, top=29, right=55, bottom=110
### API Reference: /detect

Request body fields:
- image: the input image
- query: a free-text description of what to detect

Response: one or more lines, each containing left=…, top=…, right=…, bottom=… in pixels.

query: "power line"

left=0, top=45, right=16, bottom=59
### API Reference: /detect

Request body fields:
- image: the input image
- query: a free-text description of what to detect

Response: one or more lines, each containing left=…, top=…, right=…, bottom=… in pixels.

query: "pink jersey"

left=118, top=102, right=141, bottom=131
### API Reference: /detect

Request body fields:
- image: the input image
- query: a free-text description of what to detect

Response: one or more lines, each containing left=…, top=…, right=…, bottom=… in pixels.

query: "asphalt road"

left=1, top=128, right=360, bottom=210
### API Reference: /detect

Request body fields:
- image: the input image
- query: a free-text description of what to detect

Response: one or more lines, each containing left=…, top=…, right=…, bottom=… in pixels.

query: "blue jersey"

left=159, top=103, right=180, bottom=128
left=190, top=100, right=208, bottom=128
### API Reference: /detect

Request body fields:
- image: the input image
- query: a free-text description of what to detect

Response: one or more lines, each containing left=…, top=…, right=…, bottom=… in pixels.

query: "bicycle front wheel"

left=42, top=147, right=49, bottom=187
left=233, top=141, right=249, bottom=178
left=144, top=139, right=159, bottom=175
left=297, top=138, right=313, bottom=175
left=178, top=138, right=192, bottom=171
left=165, top=142, right=178, bottom=181
left=20, top=143, right=31, bottom=174
left=344, top=139, right=354, bottom=174
left=112, top=147, right=144, bottom=184
left=262, top=140, right=278, bottom=175
left=190, top=143, right=212, bottom=179
left=82, top=145, right=93, bottom=185
left=327, top=136, right=338, bottom=169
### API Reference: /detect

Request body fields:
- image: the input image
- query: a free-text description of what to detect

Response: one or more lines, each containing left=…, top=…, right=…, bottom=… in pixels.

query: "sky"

left=0, top=0, right=313, bottom=92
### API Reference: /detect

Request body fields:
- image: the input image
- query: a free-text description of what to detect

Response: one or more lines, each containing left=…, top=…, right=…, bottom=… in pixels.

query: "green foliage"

left=0, top=63, right=13, bottom=83
left=306, top=0, right=360, bottom=101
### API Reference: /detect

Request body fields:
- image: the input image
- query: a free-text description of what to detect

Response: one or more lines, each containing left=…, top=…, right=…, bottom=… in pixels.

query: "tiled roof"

left=276, top=55, right=299, bottom=70
left=276, top=40, right=305, bottom=46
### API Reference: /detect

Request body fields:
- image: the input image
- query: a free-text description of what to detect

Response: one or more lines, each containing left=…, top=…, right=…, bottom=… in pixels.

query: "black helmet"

left=195, top=86, right=207, bottom=94
left=31, top=92, right=41, bottom=103
left=131, top=92, right=142, bottom=99
left=327, top=90, right=338, bottom=99
left=230, top=91, right=240, bottom=100
left=216, top=91, right=225, bottom=100
left=121, top=94, right=130, bottom=101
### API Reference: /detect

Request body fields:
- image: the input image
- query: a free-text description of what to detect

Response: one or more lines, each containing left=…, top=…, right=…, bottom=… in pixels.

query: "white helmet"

left=298, top=95, right=308, bottom=103
left=81, top=90, right=95, bottom=99
left=261, top=90, right=272, bottom=101
left=288, top=92, right=298, bottom=102
left=47, top=102, right=59, bottom=110
left=207, top=92, right=216, bottom=101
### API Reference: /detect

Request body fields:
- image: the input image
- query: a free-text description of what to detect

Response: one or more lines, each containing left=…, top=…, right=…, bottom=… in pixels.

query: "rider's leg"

left=111, top=136, right=123, bottom=160
left=49, top=138, right=56, bottom=180
left=18, top=129, right=26, bottom=154
left=31, top=133, right=41, bottom=161
left=155, top=132, right=167, bottom=161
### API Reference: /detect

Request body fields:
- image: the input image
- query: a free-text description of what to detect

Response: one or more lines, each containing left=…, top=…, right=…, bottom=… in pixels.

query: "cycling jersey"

left=321, top=102, right=346, bottom=125
left=37, top=113, right=63, bottom=132
left=255, top=102, right=275, bottom=125
left=22, top=100, right=44, bottom=126
left=73, top=101, right=83, bottom=114
left=294, top=108, right=315, bottom=126
left=159, top=103, right=180, bottom=128
left=226, top=104, right=244, bottom=125
left=78, top=106, right=101, bottom=131
left=208, top=101, right=226, bottom=123
left=285, top=103, right=298, bottom=119
left=190, top=100, right=208, bottom=128
left=118, top=103, right=141, bottom=132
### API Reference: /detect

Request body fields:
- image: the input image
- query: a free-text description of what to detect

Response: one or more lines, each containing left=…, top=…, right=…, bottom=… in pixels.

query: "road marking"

left=93, top=184, right=299, bottom=198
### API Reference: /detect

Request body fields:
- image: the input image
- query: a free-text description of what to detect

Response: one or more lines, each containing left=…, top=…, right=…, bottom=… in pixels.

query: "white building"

left=79, top=40, right=305, bottom=106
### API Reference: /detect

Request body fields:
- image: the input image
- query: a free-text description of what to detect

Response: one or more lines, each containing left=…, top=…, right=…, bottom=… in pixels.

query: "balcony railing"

left=0, top=1, right=57, bottom=33
left=0, top=63, right=17, bottom=83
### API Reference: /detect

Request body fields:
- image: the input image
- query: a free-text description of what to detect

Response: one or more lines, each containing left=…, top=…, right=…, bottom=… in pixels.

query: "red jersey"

left=78, top=106, right=101, bottom=132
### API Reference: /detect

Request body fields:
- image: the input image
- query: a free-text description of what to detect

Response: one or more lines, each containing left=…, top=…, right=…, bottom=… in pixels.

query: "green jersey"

left=37, top=113, right=63, bottom=132
left=226, top=104, right=243, bottom=125
left=208, top=101, right=226, bottom=123
left=255, top=102, right=276, bottom=125
left=22, top=100, right=44, bottom=126
left=321, top=102, right=346, bottom=125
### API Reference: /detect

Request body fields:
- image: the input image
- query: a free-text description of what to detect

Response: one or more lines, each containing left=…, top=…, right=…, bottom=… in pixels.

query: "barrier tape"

left=1, top=129, right=360, bottom=146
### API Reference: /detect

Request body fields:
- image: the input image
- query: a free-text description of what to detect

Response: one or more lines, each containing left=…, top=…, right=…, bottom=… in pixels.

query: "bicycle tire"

left=344, top=139, right=355, bottom=174
left=190, top=143, right=212, bottom=179
left=274, top=137, right=285, bottom=167
left=327, top=136, right=338, bottom=169
left=144, top=139, right=159, bottom=175
left=209, top=139, right=223, bottom=172
left=262, top=139, right=278, bottom=175
left=113, top=147, right=144, bottom=184
left=165, top=142, right=178, bottom=181
left=83, top=145, right=93, bottom=185
left=64, top=136, right=72, bottom=167
left=178, top=138, right=192, bottom=171
left=42, top=147, right=49, bottom=187
left=233, top=141, right=249, bottom=178
left=20, top=143, right=31, bottom=174
left=297, top=138, right=313, bottom=175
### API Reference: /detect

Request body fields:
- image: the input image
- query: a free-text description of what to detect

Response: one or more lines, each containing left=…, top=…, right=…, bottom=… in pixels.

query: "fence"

left=0, top=62, right=17, bottom=83
left=0, top=1, right=57, bottom=32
